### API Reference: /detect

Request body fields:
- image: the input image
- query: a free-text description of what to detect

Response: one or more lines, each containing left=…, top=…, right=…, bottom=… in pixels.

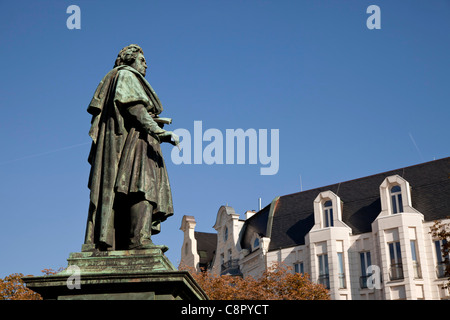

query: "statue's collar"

left=114, top=65, right=163, bottom=115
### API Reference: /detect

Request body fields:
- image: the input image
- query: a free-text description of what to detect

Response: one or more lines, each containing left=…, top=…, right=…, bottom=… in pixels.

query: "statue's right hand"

left=158, top=131, right=180, bottom=147
left=169, top=132, right=180, bottom=147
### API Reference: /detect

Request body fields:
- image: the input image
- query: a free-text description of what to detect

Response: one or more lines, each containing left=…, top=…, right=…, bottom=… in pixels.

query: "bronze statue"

left=82, top=44, right=178, bottom=252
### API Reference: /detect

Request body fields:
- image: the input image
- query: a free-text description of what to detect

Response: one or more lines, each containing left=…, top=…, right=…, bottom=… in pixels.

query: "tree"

left=0, top=273, right=42, bottom=300
left=182, top=263, right=330, bottom=300
left=0, top=268, right=64, bottom=300
left=2, top=265, right=330, bottom=300
left=430, top=219, right=450, bottom=287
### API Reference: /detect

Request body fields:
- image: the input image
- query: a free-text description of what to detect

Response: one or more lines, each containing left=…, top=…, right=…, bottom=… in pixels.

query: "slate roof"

left=240, top=157, right=450, bottom=252
left=194, top=231, right=217, bottom=266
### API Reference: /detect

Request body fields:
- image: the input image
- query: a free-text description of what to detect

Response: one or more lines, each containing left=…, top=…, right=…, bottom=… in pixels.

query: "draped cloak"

left=83, top=65, right=174, bottom=249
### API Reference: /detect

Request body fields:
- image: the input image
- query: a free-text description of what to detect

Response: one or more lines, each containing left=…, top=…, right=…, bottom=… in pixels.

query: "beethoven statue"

left=82, top=44, right=178, bottom=252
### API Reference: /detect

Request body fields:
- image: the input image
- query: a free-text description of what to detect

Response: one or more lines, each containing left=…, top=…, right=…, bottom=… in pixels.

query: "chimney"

left=245, top=210, right=256, bottom=220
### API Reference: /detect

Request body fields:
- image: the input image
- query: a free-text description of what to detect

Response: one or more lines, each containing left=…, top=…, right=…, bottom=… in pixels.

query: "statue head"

left=114, top=44, right=147, bottom=77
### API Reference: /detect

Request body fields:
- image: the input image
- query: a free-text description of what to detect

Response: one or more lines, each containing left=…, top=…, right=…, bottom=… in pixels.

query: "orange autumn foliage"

left=182, top=262, right=330, bottom=300
left=0, top=268, right=64, bottom=300
left=0, top=273, right=42, bottom=300
left=430, top=219, right=450, bottom=287
left=2, top=265, right=330, bottom=300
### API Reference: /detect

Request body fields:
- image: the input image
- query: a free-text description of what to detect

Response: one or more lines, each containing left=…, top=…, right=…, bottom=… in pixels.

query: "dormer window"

left=390, top=185, right=403, bottom=214
left=253, top=237, right=260, bottom=249
left=323, top=200, right=334, bottom=227
left=251, top=233, right=261, bottom=251
left=378, top=175, right=415, bottom=217
left=312, top=191, right=349, bottom=231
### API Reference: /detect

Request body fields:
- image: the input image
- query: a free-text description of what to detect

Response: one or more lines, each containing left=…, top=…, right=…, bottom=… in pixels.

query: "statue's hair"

left=114, top=44, right=144, bottom=67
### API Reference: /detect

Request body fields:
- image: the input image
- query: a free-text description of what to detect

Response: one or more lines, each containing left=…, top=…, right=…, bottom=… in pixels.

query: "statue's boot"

left=128, top=200, right=168, bottom=253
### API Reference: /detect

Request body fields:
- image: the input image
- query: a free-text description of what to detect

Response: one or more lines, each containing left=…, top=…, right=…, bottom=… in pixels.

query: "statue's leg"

left=127, top=194, right=169, bottom=252
left=129, top=198, right=153, bottom=249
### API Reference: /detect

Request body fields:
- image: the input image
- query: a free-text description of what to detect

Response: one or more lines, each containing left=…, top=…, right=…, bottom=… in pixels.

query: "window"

left=198, top=250, right=207, bottom=259
left=390, top=185, right=403, bottom=214
left=360, top=251, right=372, bottom=288
left=435, top=240, right=448, bottom=278
left=313, top=191, right=344, bottom=232
left=337, top=252, right=346, bottom=288
left=220, top=253, right=225, bottom=272
left=224, top=227, right=228, bottom=241
left=389, top=241, right=403, bottom=280
left=379, top=175, right=412, bottom=218
left=323, top=200, right=334, bottom=227
left=318, top=254, right=329, bottom=289
left=294, top=262, right=304, bottom=274
left=410, top=240, right=422, bottom=279
left=253, top=237, right=260, bottom=249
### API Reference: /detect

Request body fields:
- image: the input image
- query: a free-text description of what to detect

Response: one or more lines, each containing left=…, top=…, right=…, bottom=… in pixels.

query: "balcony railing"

left=436, top=263, right=448, bottom=279
left=318, top=274, right=330, bottom=289
left=412, top=261, right=422, bottom=279
left=360, top=273, right=383, bottom=289
left=390, top=263, right=404, bottom=281
left=360, top=275, right=370, bottom=289
left=338, top=273, right=346, bottom=289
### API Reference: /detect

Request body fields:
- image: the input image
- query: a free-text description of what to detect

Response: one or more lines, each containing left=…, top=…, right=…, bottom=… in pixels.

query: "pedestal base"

left=23, top=249, right=208, bottom=300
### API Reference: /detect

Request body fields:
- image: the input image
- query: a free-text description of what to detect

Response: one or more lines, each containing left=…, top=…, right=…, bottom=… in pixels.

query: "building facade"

left=180, top=158, right=450, bottom=300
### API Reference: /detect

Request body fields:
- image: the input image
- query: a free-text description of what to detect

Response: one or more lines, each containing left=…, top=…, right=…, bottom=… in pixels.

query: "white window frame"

left=435, top=239, right=448, bottom=278
left=318, top=253, right=329, bottom=288
left=360, top=251, right=372, bottom=288
left=337, top=252, right=346, bottom=289
left=410, top=240, right=421, bottom=279
left=378, top=175, right=415, bottom=217
left=388, top=241, right=403, bottom=280
left=390, top=185, right=403, bottom=214
left=312, top=191, right=345, bottom=231
left=294, top=262, right=304, bottom=274
left=323, top=200, right=334, bottom=227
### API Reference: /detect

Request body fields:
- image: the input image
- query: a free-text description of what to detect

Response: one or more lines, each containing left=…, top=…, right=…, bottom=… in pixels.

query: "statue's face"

left=131, top=53, right=147, bottom=77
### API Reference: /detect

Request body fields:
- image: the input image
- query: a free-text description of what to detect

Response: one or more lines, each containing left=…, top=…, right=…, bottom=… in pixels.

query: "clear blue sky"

left=0, top=0, right=449, bottom=278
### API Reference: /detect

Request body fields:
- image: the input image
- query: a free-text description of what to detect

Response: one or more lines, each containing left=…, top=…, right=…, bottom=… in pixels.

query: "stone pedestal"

left=23, top=248, right=208, bottom=300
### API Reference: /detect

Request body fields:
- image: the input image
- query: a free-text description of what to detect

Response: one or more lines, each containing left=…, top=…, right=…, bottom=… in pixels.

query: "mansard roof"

left=240, top=157, right=450, bottom=252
